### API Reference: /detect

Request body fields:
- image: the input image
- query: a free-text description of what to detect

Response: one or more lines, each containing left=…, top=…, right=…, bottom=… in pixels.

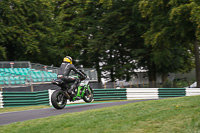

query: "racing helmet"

left=63, top=56, right=72, bottom=64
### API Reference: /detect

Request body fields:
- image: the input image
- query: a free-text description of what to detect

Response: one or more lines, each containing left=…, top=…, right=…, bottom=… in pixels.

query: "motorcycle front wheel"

left=51, top=90, right=67, bottom=109
left=83, top=86, right=94, bottom=103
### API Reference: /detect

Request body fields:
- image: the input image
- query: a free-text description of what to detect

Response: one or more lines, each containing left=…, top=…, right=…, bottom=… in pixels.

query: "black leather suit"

left=57, top=62, right=86, bottom=93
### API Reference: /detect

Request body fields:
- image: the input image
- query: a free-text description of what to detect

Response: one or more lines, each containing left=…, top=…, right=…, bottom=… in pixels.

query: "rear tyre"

left=51, top=90, right=67, bottom=109
left=83, top=86, right=94, bottom=103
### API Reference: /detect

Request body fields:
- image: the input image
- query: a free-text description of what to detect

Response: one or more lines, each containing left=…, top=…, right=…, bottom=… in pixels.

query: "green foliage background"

left=0, top=0, right=200, bottom=83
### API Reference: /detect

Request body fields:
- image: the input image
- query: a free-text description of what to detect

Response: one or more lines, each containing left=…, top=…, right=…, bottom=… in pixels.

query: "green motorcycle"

left=51, top=71, right=93, bottom=109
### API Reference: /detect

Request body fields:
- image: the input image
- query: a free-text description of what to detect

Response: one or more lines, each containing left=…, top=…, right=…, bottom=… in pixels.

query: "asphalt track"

left=0, top=99, right=154, bottom=126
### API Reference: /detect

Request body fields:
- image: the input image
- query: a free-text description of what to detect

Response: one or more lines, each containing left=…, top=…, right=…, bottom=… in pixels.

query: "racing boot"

left=68, top=87, right=81, bottom=100
left=70, top=91, right=81, bottom=100
left=68, top=86, right=76, bottom=97
left=70, top=91, right=76, bottom=98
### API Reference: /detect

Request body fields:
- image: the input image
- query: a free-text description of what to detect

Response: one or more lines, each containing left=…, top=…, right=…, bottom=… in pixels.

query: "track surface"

left=0, top=99, right=153, bottom=126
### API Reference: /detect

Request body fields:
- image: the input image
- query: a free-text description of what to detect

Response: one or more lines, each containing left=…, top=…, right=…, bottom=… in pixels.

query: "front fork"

left=85, top=85, right=92, bottom=98
left=72, top=85, right=91, bottom=101
left=72, top=86, right=82, bottom=101
left=78, top=85, right=90, bottom=97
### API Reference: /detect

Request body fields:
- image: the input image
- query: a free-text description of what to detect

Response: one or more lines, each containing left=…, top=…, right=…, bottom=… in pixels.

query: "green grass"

left=0, top=96, right=200, bottom=133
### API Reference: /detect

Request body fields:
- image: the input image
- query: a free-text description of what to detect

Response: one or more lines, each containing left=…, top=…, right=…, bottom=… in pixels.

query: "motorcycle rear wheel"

left=51, top=90, right=67, bottom=109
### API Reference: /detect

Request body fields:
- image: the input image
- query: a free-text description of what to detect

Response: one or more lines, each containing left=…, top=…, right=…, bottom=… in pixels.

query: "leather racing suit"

left=57, top=62, right=86, bottom=95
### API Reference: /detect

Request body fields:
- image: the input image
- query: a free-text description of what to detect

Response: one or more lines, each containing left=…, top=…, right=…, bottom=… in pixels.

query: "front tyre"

left=51, top=90, right=67, bottom=109
left=83, top=86, right=94, bottom=103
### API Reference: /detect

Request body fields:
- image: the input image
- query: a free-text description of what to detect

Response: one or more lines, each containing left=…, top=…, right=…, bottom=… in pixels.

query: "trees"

left=0, top=0, right=54, bottom=62
left=169, top=0, right=200, bottom=87
left=82, top=0, right=147, bottom=82
left=139, top=0, right=195, bottom=85
left=0, top=46, right=6, bottom=60
left=0, top=0, right=199, bottom=86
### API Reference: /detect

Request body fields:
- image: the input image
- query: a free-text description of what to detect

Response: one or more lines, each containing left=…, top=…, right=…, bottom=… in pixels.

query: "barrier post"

left=143, top=80, right=145, bottom=88
left=31, top=84, right=34, bottom=92
left=113, top=82, right=116, bottom=88
left=104, top=83, right=107, bottom=89
left=129, top=81, right=132, bottom=88
left=121, top=82, right=124, bottom=88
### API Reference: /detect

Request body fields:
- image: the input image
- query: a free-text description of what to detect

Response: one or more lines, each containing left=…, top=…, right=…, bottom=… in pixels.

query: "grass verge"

left=0, top=96, right=200, bottom=133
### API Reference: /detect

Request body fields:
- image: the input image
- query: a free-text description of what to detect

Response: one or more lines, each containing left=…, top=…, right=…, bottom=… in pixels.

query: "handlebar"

left=79, top=70, right=87, bottom=76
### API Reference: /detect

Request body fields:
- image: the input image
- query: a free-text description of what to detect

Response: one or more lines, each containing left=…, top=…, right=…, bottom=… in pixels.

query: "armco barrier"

left=2, top=90, right=49, bottom=107
left=186, top=88, right=200, bottom=96
left=93, top=88, right=127, bottom=101
left=126, top=88, right=159, bottom=99
left=158, top=88, right=186, bottom=98
left=94, top=88, right=199, bottom=101
left=0, top=91, right=3, bottom=108
left=0, top=88, right=200, bottom=108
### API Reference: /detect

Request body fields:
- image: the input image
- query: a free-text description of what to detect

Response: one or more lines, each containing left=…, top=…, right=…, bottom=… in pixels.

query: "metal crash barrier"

left=0, top=88, right=200, bottom=108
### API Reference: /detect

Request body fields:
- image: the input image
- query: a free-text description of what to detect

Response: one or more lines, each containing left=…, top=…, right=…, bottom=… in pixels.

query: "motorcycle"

left=51, top=71, right=94, bottom=109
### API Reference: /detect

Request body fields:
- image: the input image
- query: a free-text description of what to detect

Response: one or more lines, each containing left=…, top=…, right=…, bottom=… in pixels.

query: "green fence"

left=93, top=88, right=127, bottom=101
left=158, top=88, right=186, bottom=98
left=1, top=88, right=197, bottom=108
left=2, top=90, right=49, bottom=107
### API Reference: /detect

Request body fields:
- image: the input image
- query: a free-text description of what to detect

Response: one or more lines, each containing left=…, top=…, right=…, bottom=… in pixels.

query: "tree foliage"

left=139, top=0, right=200, bottom=86
left=0, top=0, right=199, bottom=85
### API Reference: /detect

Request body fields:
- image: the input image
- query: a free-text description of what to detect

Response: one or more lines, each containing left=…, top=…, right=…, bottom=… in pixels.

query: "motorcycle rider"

left=57, top=56, right=86, bottom=100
